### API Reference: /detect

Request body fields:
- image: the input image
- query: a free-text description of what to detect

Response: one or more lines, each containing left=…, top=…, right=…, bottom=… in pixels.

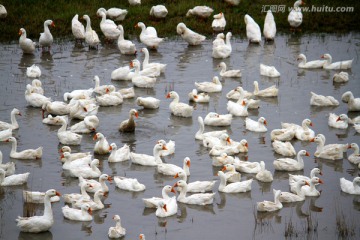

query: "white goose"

left=19, top=28, right=36, bottom=54
left=289, top=167, right=322, bottom=193
left=340, top=177, right=360, bottom=195
left=260, top=64, right=280, bottom=77
left=62, top=203, right=93, bottom=221
left=310, top=92, right=339, bottom=106
left=328, top=113, right=349, bottom=129
left=63, top=88, right=93, bottom=101
left=204, top=112, right=232, bottom=126
left=108, top=143, right=130, bottom=162
left=174, top=171, right=216, bottom=193
left=213, top=33, right=225, bottom=48
left=117, top=25, right=136, bottom=55
left=297, top=54, right=325, bottom=68
left=195, top=116, right=227, bottom=140
left=130, top=60, right=157, bottom=88
left=71, top=14, right=85, bottom=43
left=354, top=124, right=360, bottom=134
left=157, top=139, right=175, bottom=156
left=321, top=53, right=353, bottom=70
left=0, top=108, right=21, bottom=130
left=253, top=81, right=278, bottom=97
left=5, top=137, right=42, bottom=159
left=166, top=91, right=193, bottom=117
left=135, top=22, right=164, bottom=49
left=42, top=100, right=69, bottom=117
left=119, top=108, right=138, bottom=132
left=96, top=91, right=123, bottom=106
left=129, top=0, right=141, bottom=5
left=203, top=133, right=231, bottom=149
left=23, top=190, right=60, bottom=203
left=282, top=118, right=315, bottom=141
left=16, top=189, right=61, bottom=233
left=0, top=128, right=12, bottom=141
left=155, top=198, right=178, bottom=218
left=157, top=157, right=191, bottom=176
left=61, top=152, right=92, bottom=171
left=143, top=185, right=175, bottom=208
left=136, top=96, right=160, bottom=109
left=93, top=75, right=115, bottom=95
left=176, top=22, right=206, bottom=45
left=218, top=62, right=241, bottom=78
left=39, top=20, right=55, bottom=51
left=0, top=169, right=29, bottom=186
left=341, top=91, right=360, bottom=111
left=195, top=76, right=222, bottom=93
left=108, top=215, right=126, bottom=238
left=63, top=182, right=93, bottom=203
left=173, top=180, right=216, bottom=205
left=227, top=99, right=249, bottom=117
left=70, top=115, right=99, bottom=133
left=212, top=152, right=235, bottom=166
left=56, top=117, right=82, bottom=145
left=25, top=86, right=51, bottom=107
left=301, top=177, right=323, bottom=197
left=244, top=14, right=261, bottom=43
left=98, top=7, right=128, bottom=21
left=273, top=150, right=309, bottom=171
left=263, top=10, right=276, bottom=41
left=150, top=5, right=168, bottom=18
left=257, top=189, right=282, bottom=212
left=310, top=134, right=348, bottom=160
left=270, top=128, right=295, bottom=141
left=279, top=180, right=308, bottom=203
left=93, top=132, right=110, bottom=155
left=114, top=176, right=146, bottom=191
left=26, top=64, right=41, bottom=78
left=222, top=163, right=241, bottom=183
left=186, top=6, right=213, bottom=18
left=130, top=142, right=165, bottom=166
left=141, top=47, right=166, bottom=73
left=82, top=15, right=100, bottom=49
left=333, top=72, right=349, bottom=83
left=212, top=32, right=232, bottom=59
left=255, top=161, right=273, bottom=182
left=233, top=158, right=261, bottom=174
left=224, top=0, right=240, bottom=5
left=119, top=87, right=135, bottom=98
left=188, top=89, right=210, bottom=103
left=98, top=11, right=121, bottom=41
left=348, top=143, right=360, bottom=165
left=245, top=117, right=267, bottom=132
left=69, top=159, right=101, bottom=178
left=78, top=174, right=112, bottom=193
left=209, top=139, right=248, bottom=156
left=29, top=79, right=44, bottom=95
left=0, top=150, right=15, bottom=176
left=212, top=12, right=226, bottom=32
left=72, top=189, right=105, bottom=210
left=288, top=0, right=304, bottom=29
left=60, top=146, right=91, bottom=162
left=217, top=171, right=252, bottom=193
left=226, top=86, right=253, bottom=100
left=0, top=4, right=6, bottom=18
left=272, top=140, right=296, bottom=156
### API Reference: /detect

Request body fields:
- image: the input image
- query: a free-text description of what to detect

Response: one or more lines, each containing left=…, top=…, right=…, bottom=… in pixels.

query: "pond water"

left=0, top=33, right=359, bottom=240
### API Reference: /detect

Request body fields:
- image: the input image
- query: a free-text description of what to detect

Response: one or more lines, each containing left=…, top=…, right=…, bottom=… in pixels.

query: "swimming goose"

left=333, top=72, right=349, bottom=83
left=61, top=152, right=92, bottom=171
left=218, top=62, right=241, bottom=77
left=19, top=28, right=36, bottom=54
left=310, top=134, right=348, bottom=160
left=130, top=142, right=165, bottom=166
left=39, top=20, right=55, bottom=51
left=63, top=182, right=93, bottom=204
left=213, top=33, right=225, bottom=48
left=301, top=177, right=323, bottom=197
left=98, top=7, right=128, bottom=21
left=135, top=22, right=164, bottom=49
left=226, top=86, right=253, bottom=100
left=25, top=86, right=51, bottom=107
left=141, top=47, right=166, bottom=73
left=130, top=60, right=157, bottom=88
left=348, top=143, right=360, bottom=165
left=259, top=64, right=280, bottom=77
left=63, top=88, right=93, bottom=101
left=116, top=25, right=136, bottom=55
left=114, top=176, right=146, bottom=191
left=42, top=100, right=69, bottom=117
left=157, top=139, right=175, bottom=156
left=136, top=96, right=160, bottom=109
left=108, top=143, right=130, bottom=162
left=257, top=189, right=282, bottom=212
left=72, top=189, right=105, bottom=210
left=221, top=163, right=241, bottom=183
left=188, top=89, right=210, bottom=103
left=212, top=12, right=226, bottom=32
left=70, top=115, right=99, bottom=133
left=340, top=177, right=360, bottom=195
left=29, top=79, right=44, bottom=95
left=273, top=150, right=309, bottom=171
left=78, top=174, right=112, bottom=193
left=227, top=99, right=249, bottom=117
left=22, top=190, right=60, bottom=204
left=341, top=91, right=360, bottom=111
left=203, top=133, right=231, bottom=149
left=279, top=180, right=308, bottom=202
left=174, top=171, right=216, bottom=193
left=71, top=14, right=85, bottom=43
left=5, top=137, right=42, bottom=159
left=204, top=112, right=232, bottom=126
left=155, top=198, right=178, bottom=218
left=272, top=140, right=296, bottom=156
left=93, top=75, right=115, bottom=95
left=310, top=92, right=339, bottom=106
left=244, top=14, right=261, bottom=43
left=195, top=76, right=222, bottom=93
left=281, top=118, right=315, bottom=141
left=166, top=91, right=193, bottom=117
left=119, top=87, right=135, bottom=98
left=195, top=116, right=227, bottom=140
left=26, top=64, right=41, bottom=78
left=143, top=185, right=175, bottom=208
left=212, top=153, right=235, bottom=166
left=56, top=117, right=82, bottom=145
left=321, top=53, right=353, bottom=70
left=186, top=6, right=213, bottom=18
left=263, top=10, right=276, bottom=41
left=328, top=113, right=349, bottom=129
left=233, top=158, right=261, bottom=174
left=173, top=180, right=215, bottom=205
left=108, top=215, right=126, bottom=238
left=60, top=146, right=91, bottom=162
left=217, top=171, right=252, bottom=193
left=96, top=91, right=123, bottom=106
left=62, top=203, right=93, bottom=221
left=93, top=132, right=110, bottom=154
left=119, top=108, right=138, bottom=132
left=288, top=0, right=304, bottom=30
left=212, top=32, right=232, bottom=59
left=0, top=169, right=29, bottom=186
left=209, top=139, right=248, bottom=156
left=0, top=108, right=21, bottom=130
left=289, top=167, right=322, bottom=193
left=69, top=159, right=101, bottom=178
left=245, top=117, right=267, bottom=132
left=157, top=157, right=191, bottom=176
left=255, top=161, right=273, bottom=182
left=82, top=15, right=100, bottom=49
left=297, top=54, right=325, bottom=68
left=176, top=23, right=206, bottom=45
left=16, top=189, right=61, bottom=233
left=150, top=5, right=168, bottom=18
left=270, top=128, right=295, bottom=141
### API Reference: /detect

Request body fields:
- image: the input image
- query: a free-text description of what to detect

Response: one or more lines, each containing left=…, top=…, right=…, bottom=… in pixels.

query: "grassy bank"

left=0, top=0, right=359, bottom=42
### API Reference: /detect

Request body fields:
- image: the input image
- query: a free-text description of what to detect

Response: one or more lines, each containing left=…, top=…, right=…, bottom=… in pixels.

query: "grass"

left=284, top=213, right=319, bottom=239
left=0, top=0, right=359, bottom=43
left=335, top=204, right=356, bottom=239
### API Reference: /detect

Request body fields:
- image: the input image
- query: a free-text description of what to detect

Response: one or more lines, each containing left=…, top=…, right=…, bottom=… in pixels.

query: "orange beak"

left=336, top=117, right=341, bottom=122
left=310, top=138, right=315, bottom=142
left=166, top=93, right=171, bottom=98
left=56, top=191, right=61, bottom=196
left=135, top=112, right=139, bottom=118
left=347, top=144, right=352, bottom=149
left=59, top=148, right=63, bottom=153
left=107, top=176, right=113, bottom=182
left=186, top=160, right=191, bottom=167
left=130, top=61, right=134, bottom=68
left=319, top=171, right=323, bottom=175
left=93, top=134, right=98, bottom=140
left=221, top=166, right=227, bottom=171
left=51, top=22, right=55, bottom=27
left=106, top=88, right=110, bottom=93
left=163, top=204, right=167, bottom=212
left=305, top=152, right=310, bottom=156
left=309, top=122, right=313, bottom=126
left=264, top=120, right=267, bottom=125
left=103, top=192, right=108, bottom=197
left=134, top=23, right=139, bottom=28
left=193, top=95, right=198, bottom=99
left=173, top=182, right=179, bottom=188
left=171, top=187, right=176, bottom=193
left=226, top=137, right=231, bottom=144
left=242, top=101, right=246, bottom=106
left=245, top=142, right=249, bottom=148
left=318, top=179, right=324, bottom=184
left=87, top=208, right=92, bottom=215
left=174, top=173, right=179, bottom=178
left=60, top=154, right=64, bottom=159
left=109, top=146, right=113, bottom=151
left=305, top=181, right=310, bottom=186
left=320, top=55, right=324, bottom=59
left=162, top=145, right=168, bottom=150
left=18, top=29, right=22, bottom=35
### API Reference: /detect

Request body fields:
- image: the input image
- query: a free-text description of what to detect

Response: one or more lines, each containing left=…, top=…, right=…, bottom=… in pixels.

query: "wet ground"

left=0, top=33, right=359, bottom=240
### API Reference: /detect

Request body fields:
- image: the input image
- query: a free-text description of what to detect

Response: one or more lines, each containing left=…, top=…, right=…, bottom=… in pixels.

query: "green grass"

left=0, top=0, right=359, bottom=42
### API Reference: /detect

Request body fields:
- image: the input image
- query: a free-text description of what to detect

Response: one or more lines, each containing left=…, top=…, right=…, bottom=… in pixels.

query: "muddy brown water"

left=0, top=33, right=359, bottom=240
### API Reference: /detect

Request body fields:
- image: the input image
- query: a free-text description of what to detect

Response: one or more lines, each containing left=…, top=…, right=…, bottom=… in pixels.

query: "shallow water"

left=0, top=33, right=359, bottom=240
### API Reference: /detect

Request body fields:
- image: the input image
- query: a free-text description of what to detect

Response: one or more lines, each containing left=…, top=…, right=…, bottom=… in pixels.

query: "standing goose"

left=119, top=109, right=138, bottom=132
left=117, top=25, right=136, bottom=55
left=176, top=23, right=206, bottom=46
left=5, top=137, right=42, bottom=159
left=166, top=91, right=193, bottom=117
left=150, top=5, right=168, bottom=19
left=263, top=10, right=276, bottom=41
left=108, top=215, right=126, bottom=238
left=19, top=28, right=36, bottom=54
left=98, top=7, right=128, bottom=21
left=135, top=22, right=164, bottom=49
left=39, top=20, right=55, bottom=51
left=288, top=0, right=304, bottom=30
left=0, top=4, right=7, bottom=18
left=71, top=14, right=85, bottom=43
left=212, top=12, right=226, bottom=32
left=212, top=32, right=232, bottom=59
left=82, top=15, right=100, bottom=49
left=244, top=14, right=261, bottom=43
left=16, top=189, right=61, bottom=233
left=98, top=10, right=121, bottom=41
left=0, top=108, right=21, bottom=130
